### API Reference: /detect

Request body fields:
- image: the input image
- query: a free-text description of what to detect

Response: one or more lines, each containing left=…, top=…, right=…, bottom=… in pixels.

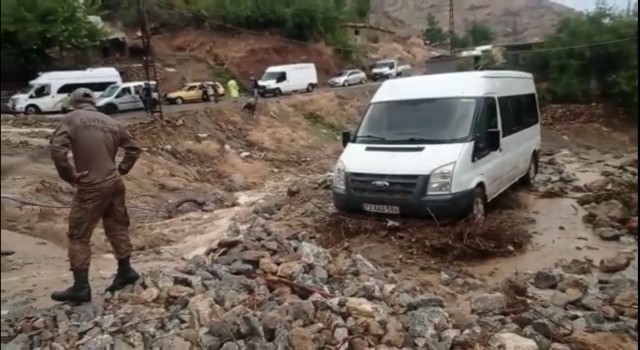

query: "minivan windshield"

left=18, top=85, right=34, bottom=94
left=354, top=97, right=479, bottom=144
left=373, top=61, right=394, bottom=69
left=261, top=71, right=283, bottom=81
left=101, top=84, right=121, bottom=98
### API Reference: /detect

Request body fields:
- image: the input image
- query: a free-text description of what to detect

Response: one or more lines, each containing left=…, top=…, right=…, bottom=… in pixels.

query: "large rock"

left=489, top=333, right=538, bottom=350
left=470, top=293, right=508, bottom=315
left=599, top=255, right=632, bottom=273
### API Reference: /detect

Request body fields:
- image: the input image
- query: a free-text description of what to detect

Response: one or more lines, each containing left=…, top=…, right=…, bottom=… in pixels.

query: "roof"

left=371, top=71, right=534, bottom=103
left=87, top=16, right=126, bottom=40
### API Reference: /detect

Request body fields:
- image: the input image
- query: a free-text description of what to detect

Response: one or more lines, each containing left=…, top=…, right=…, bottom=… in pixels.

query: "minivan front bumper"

left=331, top=172, right=475, bottom=218
left=332, top=189, right=474, bottom=218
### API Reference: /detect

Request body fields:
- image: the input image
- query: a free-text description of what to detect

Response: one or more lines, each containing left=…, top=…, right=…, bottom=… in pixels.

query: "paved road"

left=3, top=79, right=387, bottom=122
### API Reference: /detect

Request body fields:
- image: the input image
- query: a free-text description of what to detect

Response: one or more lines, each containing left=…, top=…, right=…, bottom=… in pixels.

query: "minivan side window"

left=57, top=82, right=119, bottom=94
left=276, top=72, right=287, bottom=83
left=473, top=97, right=498, bottom=160
left=498, top=93, right=539, bottom=137
left=32, top=84, right=51, bottom=98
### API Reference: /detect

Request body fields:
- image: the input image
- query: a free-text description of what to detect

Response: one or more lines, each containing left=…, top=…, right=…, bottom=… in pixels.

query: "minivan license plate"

left=363, top=204, right=400, bottom=214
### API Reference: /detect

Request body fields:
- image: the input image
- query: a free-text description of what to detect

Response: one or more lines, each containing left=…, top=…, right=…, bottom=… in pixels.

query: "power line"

left=502, top=36, right=638, bottom=55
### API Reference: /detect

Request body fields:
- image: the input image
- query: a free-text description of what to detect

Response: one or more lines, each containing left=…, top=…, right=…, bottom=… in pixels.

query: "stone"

left=277, top=261, right=304, bottom=279
left=533, top=270, right=560, bottom=289
left=259, top=258, right=278, bottom=274
left=599, top=255, right=632, bottom=273
left=288, top=327, right=313, bottom=350
left=345, top=298, right=386, bottom=322
left=488, top=332, right=538, bottom=350
left=470, top=293, right=508, bottom=315
left=587, top=200, right=629, bottom=221
left=594, top=227, right=623, bottom=241
left=298, top=242, right=329, bottom=267
left=626, top=216, right=638, bottom=235
left=549, top=343, right=571, bottom=350
left=406, top=307, right=451, bottom=343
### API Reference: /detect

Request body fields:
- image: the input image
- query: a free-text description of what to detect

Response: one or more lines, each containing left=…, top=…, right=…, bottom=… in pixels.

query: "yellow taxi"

left=163, top=81, right=225, bottom=104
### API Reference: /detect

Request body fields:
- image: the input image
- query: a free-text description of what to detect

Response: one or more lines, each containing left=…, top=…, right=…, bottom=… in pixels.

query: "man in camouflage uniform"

left=49, top=88, right=143, bottom=303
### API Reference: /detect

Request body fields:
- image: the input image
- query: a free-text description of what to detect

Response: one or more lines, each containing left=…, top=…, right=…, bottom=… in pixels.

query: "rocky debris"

left=462, top=260, right=638, bottom=350
left=538, top=149, right=638, bottom=244
left=1, top=216, right=470, bottom=350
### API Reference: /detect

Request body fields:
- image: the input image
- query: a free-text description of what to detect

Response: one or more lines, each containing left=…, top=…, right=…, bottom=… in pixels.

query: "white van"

left=8, top=67, right=122, bottom=114
left=258, top=63, right=318, bottom=97
left=96, top=81, right=158, bottom=114
left=332, top=71, right=541, bottom=221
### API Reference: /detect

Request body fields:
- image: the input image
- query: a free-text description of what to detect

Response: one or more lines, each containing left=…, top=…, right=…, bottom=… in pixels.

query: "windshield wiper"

left=392, top=137, right=434, bottom=143
left=356, top=134, right=388, bottom=141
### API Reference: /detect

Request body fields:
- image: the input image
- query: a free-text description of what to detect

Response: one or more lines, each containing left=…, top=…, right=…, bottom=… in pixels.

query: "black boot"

left=105, top=256, right=140, bottom=293
left=51, top=269, right=92, bottom=303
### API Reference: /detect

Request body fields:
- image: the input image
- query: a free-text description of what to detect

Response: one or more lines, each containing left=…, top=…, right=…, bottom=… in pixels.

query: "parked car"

left=369, top=59, right=410, bottom=81
left=9, top=67, right=122, bottom=114
left=258, top=63, right=318, bottom=97
left=97, top=81, right=158, bottom=114
left=328, top=69, right=367, bottom=87
left=164, top=81, right=225, bottom=105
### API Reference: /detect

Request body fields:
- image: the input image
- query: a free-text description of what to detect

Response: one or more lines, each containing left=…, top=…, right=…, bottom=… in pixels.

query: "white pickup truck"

left=369, top=59, right=411, bottom=81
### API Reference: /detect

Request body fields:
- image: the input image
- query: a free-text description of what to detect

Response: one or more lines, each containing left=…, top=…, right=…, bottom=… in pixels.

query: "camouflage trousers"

left=67, top=179, right=133, bottom=270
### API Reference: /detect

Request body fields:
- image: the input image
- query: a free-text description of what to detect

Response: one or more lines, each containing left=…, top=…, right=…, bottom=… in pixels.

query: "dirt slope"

left=370, top=0, right=575, bottom=42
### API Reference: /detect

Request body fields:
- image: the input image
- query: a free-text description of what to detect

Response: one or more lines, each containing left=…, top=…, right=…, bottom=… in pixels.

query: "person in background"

left=227, top=79, right=239, bottom=102
left=212, top=81, right=220, bottom=104
left=201, top=83, right=210, bottom=102
left=250, top=77, right=260, bottom=99
left=49, top=88, right=142, bottom=304
left=205, top=83, right=214, bottom=103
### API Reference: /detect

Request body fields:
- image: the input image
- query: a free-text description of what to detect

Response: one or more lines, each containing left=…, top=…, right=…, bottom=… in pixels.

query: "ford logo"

left=371, top=181, right=390, bottom=188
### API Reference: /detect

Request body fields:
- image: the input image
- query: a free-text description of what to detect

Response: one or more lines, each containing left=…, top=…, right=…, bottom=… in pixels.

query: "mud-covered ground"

left=1, top=89, right=637, bottom=349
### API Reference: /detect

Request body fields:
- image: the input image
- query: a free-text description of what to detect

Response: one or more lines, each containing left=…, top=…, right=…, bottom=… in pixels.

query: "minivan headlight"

left=333, top=160, right=346, bottom=191
left=428, top=162, right=455, bottom=195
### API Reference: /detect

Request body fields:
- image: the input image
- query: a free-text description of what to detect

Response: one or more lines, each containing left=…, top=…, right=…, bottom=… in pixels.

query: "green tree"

left=422, top=13, right=448, bottom=44
left=1, top=0, right=103, bottom=81
left=466, top=21, right=494, bottom=46
left=532, top=6, right=637, bottom=112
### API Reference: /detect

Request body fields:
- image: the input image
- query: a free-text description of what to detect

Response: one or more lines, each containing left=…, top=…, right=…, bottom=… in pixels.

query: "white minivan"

left=332, top=70, right=542, bottom=221
left=258, top=63, right=318, bottom=97
left=96, top=81, right=158, bottom=114
left=8, top=67, right=122, bottom=114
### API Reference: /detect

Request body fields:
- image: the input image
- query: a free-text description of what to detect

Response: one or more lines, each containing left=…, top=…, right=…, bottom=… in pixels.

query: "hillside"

left=370, top=0, right=576, bottom=42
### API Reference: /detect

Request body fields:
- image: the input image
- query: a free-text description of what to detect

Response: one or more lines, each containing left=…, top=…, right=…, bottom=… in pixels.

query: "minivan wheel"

left=25, top=104, right=40, bottom=115
left=521, top=156, right=538, bottom=187
left=360, top=78, right=366, bottom=85
left=470, top=187, right=486, bottom=223
left=274, top=88, right=283, bottom=96
left=175, top=97, right=184, bottom=105
left=104, top=103, right=118, bottom=115
left=306, top=84, right=315, bottom=92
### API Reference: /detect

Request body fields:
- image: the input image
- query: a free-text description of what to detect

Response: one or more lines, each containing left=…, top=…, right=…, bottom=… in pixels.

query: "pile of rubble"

left=3, top=214, right=636, bottom=349
left=1, top=215, right=462, bottom=349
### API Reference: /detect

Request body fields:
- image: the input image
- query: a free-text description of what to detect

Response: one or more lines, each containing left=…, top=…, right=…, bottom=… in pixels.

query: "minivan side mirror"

left=341, top=131, right=352, bottom=148
left=486, top=129, right=501, bottom=151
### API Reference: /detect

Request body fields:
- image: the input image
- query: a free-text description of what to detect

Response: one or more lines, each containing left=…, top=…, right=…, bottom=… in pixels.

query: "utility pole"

left=449, top=0, right=455, bottom=54
left=137, top=0, right=164, bottom=121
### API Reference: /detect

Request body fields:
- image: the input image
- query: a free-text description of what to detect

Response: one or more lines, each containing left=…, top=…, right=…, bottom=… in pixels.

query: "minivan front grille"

left=348, top=172, right=422, bottom=198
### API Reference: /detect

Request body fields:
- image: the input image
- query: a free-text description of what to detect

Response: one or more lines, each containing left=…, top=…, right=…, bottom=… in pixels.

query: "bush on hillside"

left=531, top=6, right=638, bottom=114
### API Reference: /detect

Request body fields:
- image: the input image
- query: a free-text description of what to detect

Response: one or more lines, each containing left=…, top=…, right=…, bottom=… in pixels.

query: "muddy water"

left=0, top=189, right=268, bottom=311
left=465, top=195, right=634, bottom=282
